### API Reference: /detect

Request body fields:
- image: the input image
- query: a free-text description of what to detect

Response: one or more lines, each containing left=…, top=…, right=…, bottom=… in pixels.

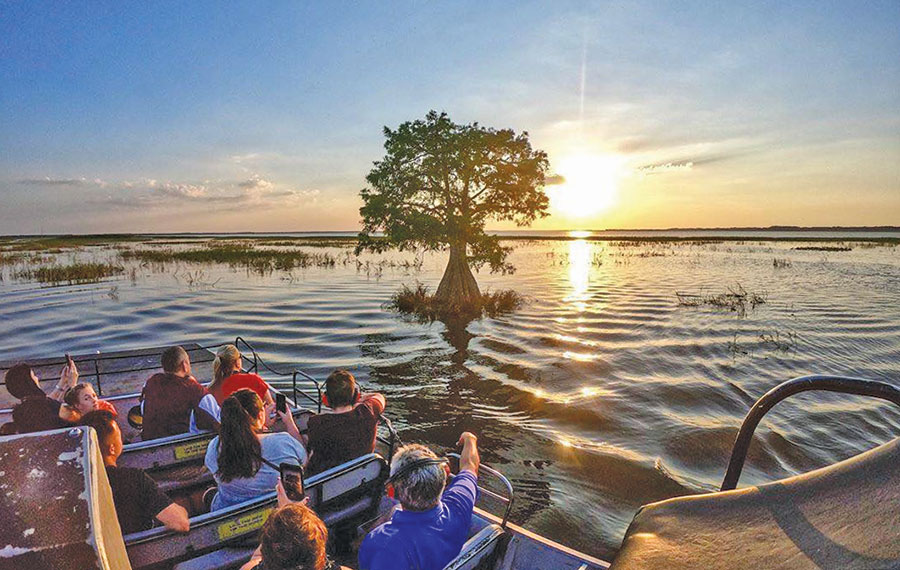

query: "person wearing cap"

left=358, top=432, right=480, bottom=570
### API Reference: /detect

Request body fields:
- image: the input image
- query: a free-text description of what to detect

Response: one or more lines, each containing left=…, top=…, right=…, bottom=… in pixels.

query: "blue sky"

left=1, top=1, right=898, bottom=233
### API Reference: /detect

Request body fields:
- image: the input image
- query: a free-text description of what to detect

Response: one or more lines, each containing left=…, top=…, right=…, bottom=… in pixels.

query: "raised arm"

left=49, top=359, right=79, bottom=402
left=359, top=392, right=386, bottom=414
left=458, top=432, right=479, bottom=475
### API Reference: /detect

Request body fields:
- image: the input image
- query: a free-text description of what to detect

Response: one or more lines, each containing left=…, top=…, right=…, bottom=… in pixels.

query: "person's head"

left=388, top=444, right=448, bottom=512
left=323, top=369, right=358, bottom=409
left=4, top=363, right=43, bottom=400
left=64, top=383, right=99, bottom=415
left=217, top=389, right=265, bottom=482
left=81, top=409, right=123, bottom=463
left=213, top=344, right=242, bottom=383
left=161, top=346, right=191, bottom=376
left=258, top=503, right=328, bottom=570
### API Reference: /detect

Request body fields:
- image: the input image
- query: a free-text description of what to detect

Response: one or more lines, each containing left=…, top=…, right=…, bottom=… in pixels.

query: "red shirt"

left=306, top=398, right=384, bottom=475
left=141, top=373, right=214, bottom=440
left=97, top=399, right=118, bottom=417
left=220, top=373, right=269, bottom=404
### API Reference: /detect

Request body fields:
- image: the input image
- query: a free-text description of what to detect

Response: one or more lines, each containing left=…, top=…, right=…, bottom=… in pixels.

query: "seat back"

left=125, top=452, right=388, bottom=569
left=443, top=524, right=506, bottom=570
left=0, top=427, right=132, bottom=570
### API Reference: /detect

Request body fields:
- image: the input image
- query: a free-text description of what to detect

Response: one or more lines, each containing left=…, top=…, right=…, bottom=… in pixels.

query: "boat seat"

left=610, top=437, right=900, bottom=570
left=126, top=452, right=388, bottom=569
left=443, top=524, right=506, bottom=570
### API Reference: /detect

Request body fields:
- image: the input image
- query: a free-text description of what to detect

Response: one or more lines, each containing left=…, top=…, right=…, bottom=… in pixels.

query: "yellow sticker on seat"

left=217, top=508, right=273, bottom=541
left=173, top=440, right=209, bottom=460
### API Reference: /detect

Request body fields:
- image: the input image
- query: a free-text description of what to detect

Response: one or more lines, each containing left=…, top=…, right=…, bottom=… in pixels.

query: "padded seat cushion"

left=611, top=437, right=900, bottom=570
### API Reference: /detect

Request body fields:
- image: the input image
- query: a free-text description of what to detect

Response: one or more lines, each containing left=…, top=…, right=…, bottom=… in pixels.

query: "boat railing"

left=721, top=374, right=900, bottom=491
left=0, top=337, right=324, bottom=410
left=233, top=336, right=322, bottom=412
left=447, top=452, right=515, bottom=528
left=124, top=452, right=389, bottom=569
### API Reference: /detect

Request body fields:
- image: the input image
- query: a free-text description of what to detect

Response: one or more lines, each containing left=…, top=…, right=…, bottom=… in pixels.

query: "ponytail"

left=210, top=344, right=241, bottom=399
left=217, top=389, right=264, bottom=482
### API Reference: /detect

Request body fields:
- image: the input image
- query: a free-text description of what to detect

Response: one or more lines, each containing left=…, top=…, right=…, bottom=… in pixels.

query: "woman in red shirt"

left=209, top=344, right=274, bottom=408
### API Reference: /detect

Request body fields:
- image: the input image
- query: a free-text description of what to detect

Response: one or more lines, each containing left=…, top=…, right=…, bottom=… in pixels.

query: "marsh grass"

left=120, top=245, right=337, bottom=274
left=793, top=245, right=852, bottom=252
left=773, top=258, right=792, bottom=268
left=676, top=284, right=766, bottom=316
left=759, top=331, right=797, bottom=352
left=14, top=262, right=125, bottom=285
left=386, top=283, right=523, bottom=322
left=0, top=235, right=142, bottom=252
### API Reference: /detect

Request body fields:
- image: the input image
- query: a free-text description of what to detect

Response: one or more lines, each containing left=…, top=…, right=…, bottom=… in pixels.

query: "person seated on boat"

left=80, top=409, right=190, bottom=534
left=240, top=480, right=351, bottom=570
left=358, top=432, right=480, bottom=570
left=60, top=382, right=118, bottom=423
left=204, top=388, right=307, bottom=510
left=4, top=358, right=79, bottom=434
left=208, top=344, right=275, bottom=408
left=141, top=345, right=221, bottom=440
left=305, top=369, right=386, bottom=475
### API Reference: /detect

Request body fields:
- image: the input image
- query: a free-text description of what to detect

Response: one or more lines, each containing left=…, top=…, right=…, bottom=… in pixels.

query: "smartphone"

left=280, top=463, right=305, bottom=501
left=276, top=393, right=287, bottom=414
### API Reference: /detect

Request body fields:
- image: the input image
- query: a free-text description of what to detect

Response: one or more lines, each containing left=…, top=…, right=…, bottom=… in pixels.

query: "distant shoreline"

left=2, top=225, right=899, bottom=240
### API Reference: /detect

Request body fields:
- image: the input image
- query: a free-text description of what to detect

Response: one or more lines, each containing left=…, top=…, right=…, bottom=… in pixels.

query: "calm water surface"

left=2, top=235, right=899, bottom=560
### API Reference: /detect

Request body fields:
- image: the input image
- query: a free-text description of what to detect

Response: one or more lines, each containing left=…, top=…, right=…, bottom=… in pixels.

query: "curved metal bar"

left=721, top=374, right=900, bottom=491
left=378, top=414, right=403, bottom=459
left=233, top=337, right=322, bottom=412
left=447, top=452, right=515, bottom=528
left=291, top=371, right=322, bottom=412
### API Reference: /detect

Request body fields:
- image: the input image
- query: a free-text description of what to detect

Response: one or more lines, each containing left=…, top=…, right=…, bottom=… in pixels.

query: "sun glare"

left=549, top=154, right=623, bottom=219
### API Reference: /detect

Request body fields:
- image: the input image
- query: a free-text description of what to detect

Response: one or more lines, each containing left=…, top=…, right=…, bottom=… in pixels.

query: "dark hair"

left=80, top=410, right=117, bottom=448
left=64, top=383, right=92, bottom=407
left=217, top=389, right=264, bottom=483
left=5, top=363, right=43, bottom=400
left=259, top=503, right=328, bottom=570
left=161, top=346, right=188, bottom=374
left=325, top=369, right=356, bottom=408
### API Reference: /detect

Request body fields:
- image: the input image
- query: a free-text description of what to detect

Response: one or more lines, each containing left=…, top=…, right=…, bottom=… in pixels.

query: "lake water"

left=2, top=233, right=899, bottom=560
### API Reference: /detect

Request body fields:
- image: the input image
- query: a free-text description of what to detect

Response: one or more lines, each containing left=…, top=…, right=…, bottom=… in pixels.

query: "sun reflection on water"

left=567, top=239, right=590, bottom=305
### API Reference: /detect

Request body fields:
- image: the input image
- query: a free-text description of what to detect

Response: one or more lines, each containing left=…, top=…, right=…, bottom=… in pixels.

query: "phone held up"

left=276, top=392, right=287, bottom=414
left=280, top=462, right=305, bottom=502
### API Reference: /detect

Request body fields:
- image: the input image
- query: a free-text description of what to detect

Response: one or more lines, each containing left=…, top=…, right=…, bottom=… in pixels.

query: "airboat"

left=1, top=340, right=898, bottom=569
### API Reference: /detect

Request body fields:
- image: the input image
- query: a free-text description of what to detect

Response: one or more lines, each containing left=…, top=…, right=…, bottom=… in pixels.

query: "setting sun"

left=548, top=154, right=624, bottom=219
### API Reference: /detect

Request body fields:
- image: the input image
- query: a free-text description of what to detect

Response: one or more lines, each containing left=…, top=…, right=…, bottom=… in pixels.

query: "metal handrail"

left=447, top=452, right=515, bottom=528
left=379, top=414, right=403, bottom=460
left=721, top=374, right=900, bottom=491
left=234, top=336, right=322, bottom=412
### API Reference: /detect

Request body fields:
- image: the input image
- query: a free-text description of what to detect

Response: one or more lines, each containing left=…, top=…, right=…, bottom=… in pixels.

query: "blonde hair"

left=214, top=345, right=241, bottom=381
left=209, top=344, right=241, bottom=398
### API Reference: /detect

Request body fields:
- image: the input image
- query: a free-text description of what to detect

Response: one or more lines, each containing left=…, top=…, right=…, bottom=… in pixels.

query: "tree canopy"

left=357, top=111, right=549, bottom=305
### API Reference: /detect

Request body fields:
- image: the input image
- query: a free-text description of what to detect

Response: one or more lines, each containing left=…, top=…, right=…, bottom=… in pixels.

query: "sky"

left=1, top=1, right=898, bottom=234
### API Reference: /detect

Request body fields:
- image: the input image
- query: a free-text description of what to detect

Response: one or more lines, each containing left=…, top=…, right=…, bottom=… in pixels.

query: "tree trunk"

left=434, top=243, right=481, bottom=307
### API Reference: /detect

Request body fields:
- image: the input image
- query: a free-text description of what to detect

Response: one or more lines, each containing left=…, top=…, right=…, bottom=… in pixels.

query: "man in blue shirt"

left=359, top=432, right=481, bottom=570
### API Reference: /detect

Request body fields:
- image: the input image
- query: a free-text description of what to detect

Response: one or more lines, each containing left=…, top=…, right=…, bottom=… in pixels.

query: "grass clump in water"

left=386, top=283, right=523, bottom=322
left=676, top=284, right=766, bottom=317
left=121, top=245, right=337, bottom=274
left=14, top=262, right=125, bottom=285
